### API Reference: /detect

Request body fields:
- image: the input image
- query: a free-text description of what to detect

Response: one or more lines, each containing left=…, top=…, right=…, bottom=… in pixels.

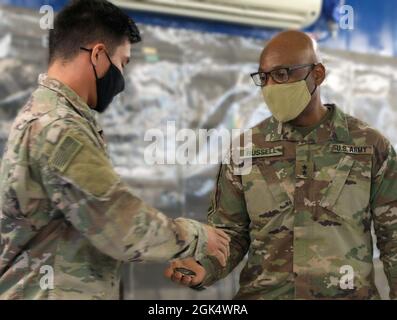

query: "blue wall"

left=318, top=0, right=397, bottom=57
left=1, top=0, right=396, bottom=57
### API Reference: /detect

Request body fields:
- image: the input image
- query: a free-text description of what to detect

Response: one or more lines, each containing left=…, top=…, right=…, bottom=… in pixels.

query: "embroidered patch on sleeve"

left=49, top=135, right=83, bottom=172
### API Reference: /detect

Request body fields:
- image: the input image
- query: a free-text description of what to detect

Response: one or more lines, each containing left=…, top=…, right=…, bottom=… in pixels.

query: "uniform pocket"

left=242, top=161, right=292, bottom=225
left=319, top=155, right=371, bottom=220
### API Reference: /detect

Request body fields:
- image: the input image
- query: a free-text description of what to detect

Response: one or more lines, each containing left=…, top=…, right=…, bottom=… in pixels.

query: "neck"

left=47, top=62, right=91, bottom=106
left=289, top=94, right=327, bottom=127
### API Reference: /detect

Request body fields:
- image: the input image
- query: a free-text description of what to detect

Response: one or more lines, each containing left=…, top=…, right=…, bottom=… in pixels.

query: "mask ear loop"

left=104, top=51, right=124, bottom=78
left=104, top=51, right=112, bottom=64
left=80, top=47, right=99, bottom=80
left=303, top=64, right=318, bottom=96
left=310, top=84, right=317, bottom=95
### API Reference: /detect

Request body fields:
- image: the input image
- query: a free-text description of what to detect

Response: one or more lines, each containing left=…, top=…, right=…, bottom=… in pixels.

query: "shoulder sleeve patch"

left=49, top=135, right=83, bottom=173
left=47, top=129, right=120, bottom=198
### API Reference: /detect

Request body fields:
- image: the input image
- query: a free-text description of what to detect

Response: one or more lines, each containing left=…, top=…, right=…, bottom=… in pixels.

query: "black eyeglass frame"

left=250, top=63, right=317, bottom=87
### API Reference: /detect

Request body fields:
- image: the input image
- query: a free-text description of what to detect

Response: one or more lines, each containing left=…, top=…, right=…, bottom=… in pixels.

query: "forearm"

left=37, top=121, right=209, bottom=264
left=199, top=228, right=249, bottom=287
left=196, top=161, right=251, bottom=287
left=373, top=206, right=397, bottom=299
left=42, top=168, right=208, bottom=263
left=371, top=142, right=397, bottom=299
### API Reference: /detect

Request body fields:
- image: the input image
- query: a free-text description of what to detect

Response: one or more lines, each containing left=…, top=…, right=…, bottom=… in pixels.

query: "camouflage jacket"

left=200, top=105, right=397, bottom=300
left=0, top=74, right=208, bottom=300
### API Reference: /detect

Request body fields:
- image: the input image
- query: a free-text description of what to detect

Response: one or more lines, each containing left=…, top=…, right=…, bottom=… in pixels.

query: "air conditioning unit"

left=111, top=0, right=323, bottom=29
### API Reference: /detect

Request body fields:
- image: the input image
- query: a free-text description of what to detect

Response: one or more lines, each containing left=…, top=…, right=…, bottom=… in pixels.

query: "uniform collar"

left=261, top=104, right=351, bottom=144
left=38, top=73, right=98, bottom=126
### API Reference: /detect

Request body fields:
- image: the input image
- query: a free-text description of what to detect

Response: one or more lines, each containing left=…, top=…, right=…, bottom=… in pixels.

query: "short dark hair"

left=49, top=0, right=141, bottom=64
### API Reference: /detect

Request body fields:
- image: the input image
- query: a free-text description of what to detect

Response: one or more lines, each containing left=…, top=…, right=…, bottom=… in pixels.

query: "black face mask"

left=80, top=47, right=125, bottom=113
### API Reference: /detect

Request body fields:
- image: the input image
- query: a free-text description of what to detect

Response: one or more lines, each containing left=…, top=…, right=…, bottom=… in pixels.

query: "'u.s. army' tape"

left=331, top=144, right=373, bottom=155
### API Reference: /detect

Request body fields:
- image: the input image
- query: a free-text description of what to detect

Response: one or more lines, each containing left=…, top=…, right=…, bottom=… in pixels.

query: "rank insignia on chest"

left=241, top=145, right=284, bottom=159
left=296, top=161, right=314, bottom=179
left=331, top=144, right=373, bottom=155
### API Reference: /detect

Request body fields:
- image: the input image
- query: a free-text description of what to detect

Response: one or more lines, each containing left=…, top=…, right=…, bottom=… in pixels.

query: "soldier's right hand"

left=204, top=225, right=230, bottom=267
left=164, top=258, right=206, bottom=287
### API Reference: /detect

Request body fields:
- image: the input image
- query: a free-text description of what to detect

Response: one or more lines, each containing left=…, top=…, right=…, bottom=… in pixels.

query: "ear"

left=313, top=63, right=326, bottom=86
left=90, top=43, right=106, bottom=67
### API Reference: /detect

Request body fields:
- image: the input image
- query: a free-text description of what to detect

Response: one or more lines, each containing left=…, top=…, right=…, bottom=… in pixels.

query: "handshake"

left=164, top=225, right=230, bottom=288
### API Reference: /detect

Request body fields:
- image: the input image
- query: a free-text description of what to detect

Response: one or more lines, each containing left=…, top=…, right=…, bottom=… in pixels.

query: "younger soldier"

left=0, top=0, right=230, bottom=300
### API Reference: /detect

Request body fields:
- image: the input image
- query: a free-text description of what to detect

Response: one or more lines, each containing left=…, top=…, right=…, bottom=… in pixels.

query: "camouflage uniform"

left=0, top=74, right=208, bottom=300
left=200, top=105, right=397, bottom=299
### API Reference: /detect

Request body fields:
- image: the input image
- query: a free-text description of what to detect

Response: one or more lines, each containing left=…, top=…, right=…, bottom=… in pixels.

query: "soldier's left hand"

left=204, top=225, right=230, bottom=267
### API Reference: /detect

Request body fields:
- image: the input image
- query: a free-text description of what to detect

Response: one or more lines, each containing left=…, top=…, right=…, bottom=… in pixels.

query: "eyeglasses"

left=251, top=63, right=317, bottom=87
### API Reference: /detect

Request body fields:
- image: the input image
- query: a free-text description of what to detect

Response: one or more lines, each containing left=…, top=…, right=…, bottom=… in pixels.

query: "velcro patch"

left=241, top=146, right=283, bottom=159
left=49, top=135, right=83, bottom=172
left=331, top=144, right=373, bottom=155
left=296, top=161, right=314, bottom=179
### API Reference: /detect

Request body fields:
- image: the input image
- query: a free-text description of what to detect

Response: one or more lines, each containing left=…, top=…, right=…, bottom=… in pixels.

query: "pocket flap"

left=319, top=156, right=355, bottom=210
left=256, top=161, right=293, bottom=213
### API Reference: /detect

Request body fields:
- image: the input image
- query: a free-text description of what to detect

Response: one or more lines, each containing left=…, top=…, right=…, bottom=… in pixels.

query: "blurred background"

left=0, top=0, right=396, bottom=299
